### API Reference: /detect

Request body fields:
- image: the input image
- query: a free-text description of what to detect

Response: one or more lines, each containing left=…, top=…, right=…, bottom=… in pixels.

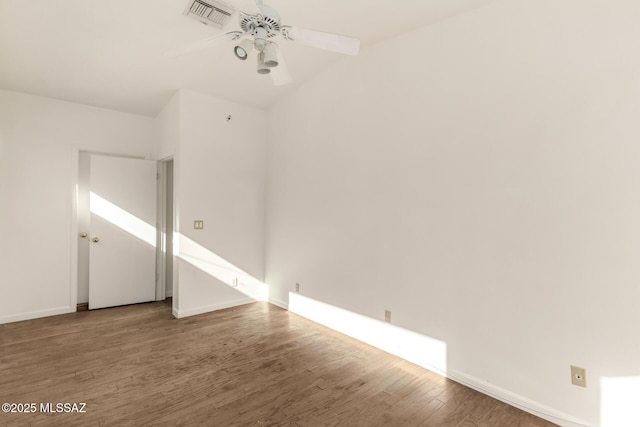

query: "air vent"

left=183, top=0, right=235, bottom=28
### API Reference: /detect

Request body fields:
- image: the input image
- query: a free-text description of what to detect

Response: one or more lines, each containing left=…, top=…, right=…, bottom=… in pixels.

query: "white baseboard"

left=285, top=293, right=593, bottom=427
left=173, top=297, right=256, bottom=318
left=269, top=296, right=289, bottom=310
left=0, top=306, right=75, bottom=325
left=446, top=369, right=592, bottom=427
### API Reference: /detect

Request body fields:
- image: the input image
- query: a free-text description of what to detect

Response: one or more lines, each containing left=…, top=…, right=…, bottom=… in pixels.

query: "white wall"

left=0, top=90, right=155, bottom=323
left=154, top=92, right=180, bottom=305
left=173, top=90, right=268, bottom=317
left=155, top=91, right=180, bottom=161
left=0, top=87, right=267, bottom=323
left=265, top=1, right=640, bottom=426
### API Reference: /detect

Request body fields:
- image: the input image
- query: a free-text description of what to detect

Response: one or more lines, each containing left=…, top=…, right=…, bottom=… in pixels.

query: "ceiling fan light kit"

left=257, top=52, right=271, bottom=74
left=234, top=38, right=254, bottom=60
left=263, top=42, right=278, bottom=67
left=178, top=0, right=361, bottom=85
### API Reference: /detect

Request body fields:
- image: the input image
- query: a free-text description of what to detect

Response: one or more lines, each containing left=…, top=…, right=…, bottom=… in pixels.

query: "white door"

left=88, top=155, right=157, bottom=310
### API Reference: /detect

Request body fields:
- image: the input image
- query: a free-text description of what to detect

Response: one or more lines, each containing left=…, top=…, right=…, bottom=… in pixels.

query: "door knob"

left=80, top=232, right=88, bottom=238
left=92, top=237, right=100, bottom=243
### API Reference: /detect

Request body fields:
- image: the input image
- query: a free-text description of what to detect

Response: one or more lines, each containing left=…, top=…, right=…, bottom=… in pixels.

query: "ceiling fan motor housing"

left=239, top=4, right=281, bottom=39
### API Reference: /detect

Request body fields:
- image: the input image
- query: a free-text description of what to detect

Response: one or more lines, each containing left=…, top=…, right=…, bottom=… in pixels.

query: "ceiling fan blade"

left=283, top=27, right=360, bottom=56
left=165, top=31, right=242, bottom=57
left=270, top=49, right=292, bottom=86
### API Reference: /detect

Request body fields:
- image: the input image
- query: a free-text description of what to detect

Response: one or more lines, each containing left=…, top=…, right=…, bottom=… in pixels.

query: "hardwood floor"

left=0, top=301, right=557, bottom=426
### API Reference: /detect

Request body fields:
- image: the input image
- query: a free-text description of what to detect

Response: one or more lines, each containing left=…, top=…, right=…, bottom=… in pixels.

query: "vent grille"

left=183, top=0, right=234, bottom=28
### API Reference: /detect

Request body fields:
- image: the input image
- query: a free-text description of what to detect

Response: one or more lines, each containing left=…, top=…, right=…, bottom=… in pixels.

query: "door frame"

left=156, top=156, right=175, bottom=302
left=69, top=147, right=155, bottom=312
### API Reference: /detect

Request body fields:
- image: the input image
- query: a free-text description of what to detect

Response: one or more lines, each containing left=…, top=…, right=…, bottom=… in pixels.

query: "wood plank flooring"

left=0, top=301, right=557, bottom=426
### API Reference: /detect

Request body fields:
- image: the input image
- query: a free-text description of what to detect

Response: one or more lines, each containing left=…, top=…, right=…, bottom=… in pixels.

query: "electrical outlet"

left=295, top=283, right=300, bottom=292
left=385, top=310, right=391, bottom=323
left=571, top=366, right=586, bottom=387
left=231, top=278, right=238, bottom=288
left=194, top=220, right=204, bottom=230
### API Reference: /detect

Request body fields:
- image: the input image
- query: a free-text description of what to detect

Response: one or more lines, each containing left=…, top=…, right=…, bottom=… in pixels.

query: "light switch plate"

left=194, top=220, right=204, bottom=230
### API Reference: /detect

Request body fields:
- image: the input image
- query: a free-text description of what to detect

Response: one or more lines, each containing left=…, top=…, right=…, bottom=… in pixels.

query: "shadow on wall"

left=177, top=235, right=268, bottom=301
left=91, top=191, right=268, bottom=302
left=92, top=191, right=268, bottom=302
left=90, top=192, right=156, bottom=246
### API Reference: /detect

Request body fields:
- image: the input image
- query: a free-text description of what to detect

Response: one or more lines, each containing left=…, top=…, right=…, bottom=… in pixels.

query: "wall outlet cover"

left=571, top=365, right=586, bottom=387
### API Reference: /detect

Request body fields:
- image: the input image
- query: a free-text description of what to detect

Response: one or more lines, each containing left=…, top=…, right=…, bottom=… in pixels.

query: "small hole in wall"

left=226, top=114, right=232, bottom=122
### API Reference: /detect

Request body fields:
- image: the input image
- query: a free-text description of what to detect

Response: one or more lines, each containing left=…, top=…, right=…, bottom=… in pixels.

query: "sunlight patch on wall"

left=90, top=192, right=156, bottom=246
left=178, top=235, right=268, bottom=301
left=289, top=292, right=447, bottom=374
left=601, top=375, right=640, bottom=427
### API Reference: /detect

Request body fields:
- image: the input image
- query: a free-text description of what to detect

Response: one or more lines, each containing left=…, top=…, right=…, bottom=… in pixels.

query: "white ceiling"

left=0, top=0, right=493, bottom=116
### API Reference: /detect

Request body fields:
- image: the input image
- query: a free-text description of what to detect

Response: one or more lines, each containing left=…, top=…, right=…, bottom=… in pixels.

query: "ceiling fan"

left=170, top=0, right=361, bottom=86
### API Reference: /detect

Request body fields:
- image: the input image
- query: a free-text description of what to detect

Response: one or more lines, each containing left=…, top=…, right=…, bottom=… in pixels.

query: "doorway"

left=157, top=158, right=175, bottom=302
